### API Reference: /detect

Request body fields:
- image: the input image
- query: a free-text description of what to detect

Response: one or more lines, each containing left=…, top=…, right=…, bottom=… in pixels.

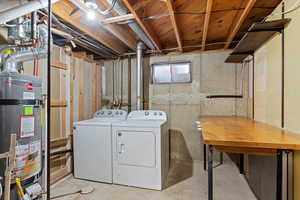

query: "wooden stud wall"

left=50, top=46, right=71, bottom=184
left=23, top=45, right=102, bottom=184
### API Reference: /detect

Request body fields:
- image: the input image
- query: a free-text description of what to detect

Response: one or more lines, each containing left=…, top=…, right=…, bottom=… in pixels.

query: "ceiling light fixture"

left=85, top=0, right=98, bottom=10
left=87, top=10, right=96, bottom=20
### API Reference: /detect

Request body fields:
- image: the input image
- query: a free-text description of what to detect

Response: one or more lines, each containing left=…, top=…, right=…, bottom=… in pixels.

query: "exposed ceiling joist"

left=224, top=0, right=257, bottom=49
left=53, top=1, right=127, bottom=54
left=101, top=14, right=135, bottom=24
left=73, top=39, right=110, bottom=58
left=165, top=0, right=183, bottom=52
left=69, top=0, right=137, bottom=50
left=132, top=0, right=152, bottom=11
left=202, top=0, right=213, bottom=51
left=122, top=0, right=162, bottom=51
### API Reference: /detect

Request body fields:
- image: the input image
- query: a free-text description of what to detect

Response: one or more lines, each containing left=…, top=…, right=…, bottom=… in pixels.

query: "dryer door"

left=116, top=131, right=156, bottom=167
left=113, top=130, right=162, bottom=190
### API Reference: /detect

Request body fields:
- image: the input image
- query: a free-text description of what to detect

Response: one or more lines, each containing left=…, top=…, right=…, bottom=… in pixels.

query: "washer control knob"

left=159, top=112, right=162, bottom=116
left=120, top=112, right=123, bottom=115
left=145, top=111, right=149, bottom=116
left=108, top=111, right=112, bottom=115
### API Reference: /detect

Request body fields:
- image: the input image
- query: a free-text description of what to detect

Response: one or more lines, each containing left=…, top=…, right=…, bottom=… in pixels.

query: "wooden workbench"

left=199, top=116, right=300, bottom=200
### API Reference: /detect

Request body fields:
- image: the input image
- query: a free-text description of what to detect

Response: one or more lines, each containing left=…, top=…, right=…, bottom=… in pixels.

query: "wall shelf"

left=225, top=19, right=291, bottom=63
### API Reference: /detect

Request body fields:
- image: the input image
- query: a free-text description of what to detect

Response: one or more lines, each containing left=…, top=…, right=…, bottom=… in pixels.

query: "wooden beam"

left=51, top=100, right=68, bottom=107
left=165, top=0, right=183, bottom=52
left=122, top=0, right=162, bottom=51
left=4, top=134, right=16, bottom=200
left=50, top=137, right=70, bottom=149
left=202, top=0, right=213, bottom=51
left=102, top=14, right=135, bottom=24
left=50, top=167, right=71, bottom=185
left=68, top=0, right=137, bottom=50
left=214, top=146, right=277, bottom=156
left=73, top=39, right=110, bottom=58
left=132, top=0, right=152, bottom=11
left=78, top=57, right=84, bottom=121
left=53, top=1, right=126, bottom=54
left=224, top=0, right=257, bottom=49
left=51, top=61, right=68, bottom=70
left=0, top=152, right=9, bottom=159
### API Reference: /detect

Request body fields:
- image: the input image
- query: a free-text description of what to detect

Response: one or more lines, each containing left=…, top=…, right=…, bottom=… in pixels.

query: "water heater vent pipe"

left=136, top=41, right=144, bottom=110
left=3, top=25, right=51, bottom=73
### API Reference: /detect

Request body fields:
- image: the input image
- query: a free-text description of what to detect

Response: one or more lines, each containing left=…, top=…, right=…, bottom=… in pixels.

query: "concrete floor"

left=51, top=159, right=257, bottom=200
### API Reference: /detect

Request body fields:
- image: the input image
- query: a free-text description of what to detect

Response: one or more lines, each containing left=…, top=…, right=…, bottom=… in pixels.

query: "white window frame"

left=151, top=61, right=192, bottom=84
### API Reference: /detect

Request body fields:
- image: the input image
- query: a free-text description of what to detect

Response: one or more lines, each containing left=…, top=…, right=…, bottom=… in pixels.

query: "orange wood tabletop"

left=200, top=116, right=300, bottom=150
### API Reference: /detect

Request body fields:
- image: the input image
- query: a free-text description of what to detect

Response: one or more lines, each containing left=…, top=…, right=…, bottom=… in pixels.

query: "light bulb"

left=87, top=10, right=96, bottom=20
left=85, top=0, right=98, bottom=9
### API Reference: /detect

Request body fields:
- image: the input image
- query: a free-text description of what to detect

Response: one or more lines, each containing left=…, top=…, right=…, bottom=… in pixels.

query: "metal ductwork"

left=0, top=0, right=60, bottom=25
left=106, top=0, right=155, bottom=50
left=3, top=24, right=51, bottom=73
left=136, top=41, right=144, bottom=110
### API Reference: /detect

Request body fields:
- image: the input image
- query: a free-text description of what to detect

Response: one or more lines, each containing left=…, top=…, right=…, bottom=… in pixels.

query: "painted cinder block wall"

left=253, top=0, right=300, bottom=198
left=102, top=51, right=249, bottom=162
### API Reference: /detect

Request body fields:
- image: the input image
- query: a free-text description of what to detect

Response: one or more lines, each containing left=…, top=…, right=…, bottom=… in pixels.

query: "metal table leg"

left=204, top=144, right=207, bottom=171
left=239, top=154, right=244, bottom=174
left=277, top=150, right=283, bottom=200
left=208, top=145, right=213, bottom=200
left=219, top=152, right=224, bottom=165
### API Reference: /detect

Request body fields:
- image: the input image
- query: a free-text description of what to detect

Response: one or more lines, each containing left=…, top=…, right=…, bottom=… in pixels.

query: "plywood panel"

left=126, top=0, right=281, bottom=53
left=177, top=14, right=205, bottom=46
left=49, top=46, right=72, bottom=184
left=73, top=57, right=80, bottom=122
left=83, top=60, right=93, bottom=119
left=174, top=0, right=206, bottom=12
left=51, top=108, right=62, bottom=139
left=207, top=11, right=238, bottom=43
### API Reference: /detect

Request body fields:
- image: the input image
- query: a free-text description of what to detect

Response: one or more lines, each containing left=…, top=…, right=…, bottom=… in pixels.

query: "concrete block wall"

left=149, top=52, right=249, bottom=161
left=102, top=51, right=249, bottom=162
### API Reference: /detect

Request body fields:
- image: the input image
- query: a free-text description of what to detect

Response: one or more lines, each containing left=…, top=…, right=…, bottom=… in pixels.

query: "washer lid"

left=73, top=118, right=111, bottom=126
left=112, top=120, right=166, bottom=128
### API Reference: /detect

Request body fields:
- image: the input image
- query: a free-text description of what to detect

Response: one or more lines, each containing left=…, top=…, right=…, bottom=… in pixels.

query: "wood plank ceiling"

left=52, top=0, right=282, bottom=57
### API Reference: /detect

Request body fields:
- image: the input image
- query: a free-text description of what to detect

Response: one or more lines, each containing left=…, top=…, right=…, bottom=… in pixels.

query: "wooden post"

left=4, top=134, right=17, bottom=200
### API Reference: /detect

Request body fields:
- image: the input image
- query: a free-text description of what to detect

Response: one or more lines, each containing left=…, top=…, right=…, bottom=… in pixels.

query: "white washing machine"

left=73, top=109, right=128, bottom=183
left=112, top=110, right=169, bottom=190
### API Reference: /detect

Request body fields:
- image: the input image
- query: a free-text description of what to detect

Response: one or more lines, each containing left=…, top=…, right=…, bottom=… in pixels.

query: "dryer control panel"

left=127, top=110, right=167, bottom=121
left=93, top=109, right=128, bottom=119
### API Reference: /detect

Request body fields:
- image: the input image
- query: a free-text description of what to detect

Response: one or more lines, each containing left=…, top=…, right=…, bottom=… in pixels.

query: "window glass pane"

left=153, top=64, right=171, bottom=83
left=171, top=63, right=191, bottom=83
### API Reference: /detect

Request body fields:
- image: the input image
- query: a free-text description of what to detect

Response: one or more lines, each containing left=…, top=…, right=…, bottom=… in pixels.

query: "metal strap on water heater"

left=0, top=99, right=43, bottom=106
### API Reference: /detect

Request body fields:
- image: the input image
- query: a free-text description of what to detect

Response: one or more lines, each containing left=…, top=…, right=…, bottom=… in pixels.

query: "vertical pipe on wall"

left=121, top=59, right=123, bottom=107
left=112, top=61, right=115, bottom=106
left=281, top=2, right=285, bottom=128
left=128, top=57, right=132, bottom=112
left=136, top=41, right=144, bottom=110
left=46, top=0, right=52, bottom=199
left=252, top=54, right=255, bottom=119
left=31, top=11, right=38, bottom=40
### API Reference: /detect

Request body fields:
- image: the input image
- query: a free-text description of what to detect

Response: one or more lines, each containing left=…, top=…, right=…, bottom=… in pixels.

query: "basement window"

left=152, top=62, right=192, bottom=84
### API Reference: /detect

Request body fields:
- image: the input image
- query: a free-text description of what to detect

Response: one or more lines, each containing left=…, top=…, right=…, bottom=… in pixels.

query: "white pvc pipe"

left=0, top=0, right=60, bottom=24
left=51, top=27, right=74, bottom=40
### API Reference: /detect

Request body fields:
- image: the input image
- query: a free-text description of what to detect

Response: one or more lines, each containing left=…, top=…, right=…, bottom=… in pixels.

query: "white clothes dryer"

left=112, top=110, right=169, bottom=190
